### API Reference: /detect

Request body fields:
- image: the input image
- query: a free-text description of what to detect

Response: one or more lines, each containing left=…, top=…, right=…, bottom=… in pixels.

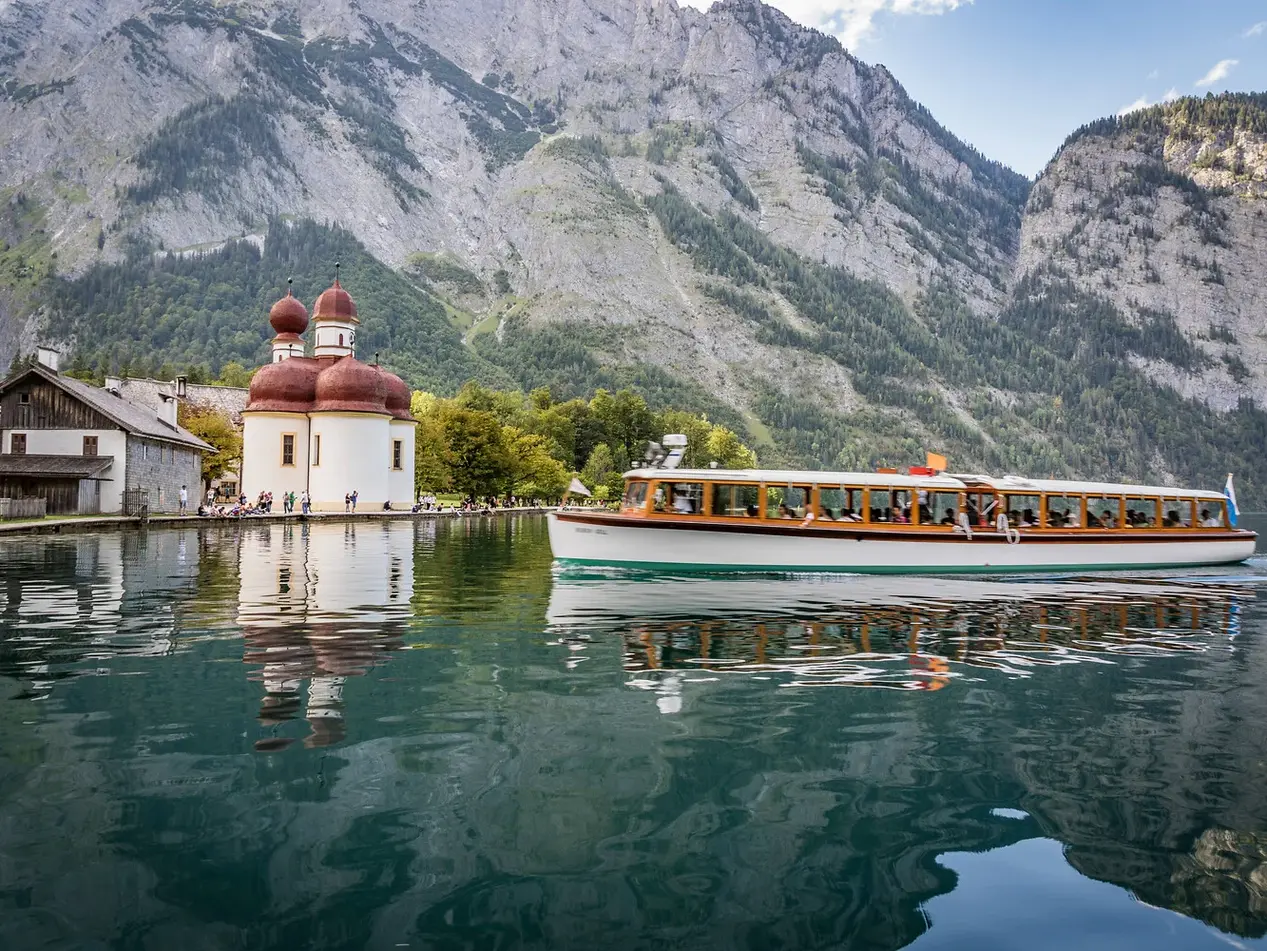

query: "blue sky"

left=680, top=0, right=1267, bottom=178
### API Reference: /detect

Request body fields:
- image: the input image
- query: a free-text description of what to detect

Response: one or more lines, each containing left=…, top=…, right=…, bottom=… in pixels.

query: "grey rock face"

left=1019, top=116, right=1267, bottom=409
left=1, top=0, right=1261, bottom=426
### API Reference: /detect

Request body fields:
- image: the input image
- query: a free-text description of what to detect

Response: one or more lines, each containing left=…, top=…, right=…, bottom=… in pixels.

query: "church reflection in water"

left=236, top=520, right=414, bottom=750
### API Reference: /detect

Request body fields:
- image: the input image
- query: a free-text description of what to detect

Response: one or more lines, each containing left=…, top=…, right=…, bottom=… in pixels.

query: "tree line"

left=410, top=383, right=756, bottom=501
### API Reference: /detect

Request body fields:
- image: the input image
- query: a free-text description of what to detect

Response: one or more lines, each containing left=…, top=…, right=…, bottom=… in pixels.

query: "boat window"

left=1160, top=498, right=1194, bottom=527
left=623, top=481, right=649, bottom=511
left=766, top=485, right=811, bottom=519
left=1123, top=496, right=1159, bottom=528
left=1044, top=495, right=1082, bottom=528
left=818, top=487, right=864, bottom=521
left=870, top=488, right=912, bottom=523
left=662, top=482, right=704, bottom=515
left=923, top=491, right=960, bottom=527
left=1085, top=496, right=1124, bottom=529
left=710, top=483, right=760, bottom=517
left=1198, top=499, right=1227, bottom=528
left=964, top=492, right=999, bottom=528
left=1003, top=494, right=1041, bottom=529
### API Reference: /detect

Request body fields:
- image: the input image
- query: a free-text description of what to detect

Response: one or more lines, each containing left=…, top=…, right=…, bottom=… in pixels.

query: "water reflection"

left=237, top=521, right=414, bottom=750
left=549, top=574, right=1256, bottom=695
left=2, top=520, right=1267, bottom=949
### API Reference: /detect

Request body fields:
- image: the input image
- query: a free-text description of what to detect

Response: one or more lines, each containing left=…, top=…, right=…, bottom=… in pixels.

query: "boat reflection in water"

left=547, top=571, right=1257, bottom=698
left=236, top=521, right=414, bottom=750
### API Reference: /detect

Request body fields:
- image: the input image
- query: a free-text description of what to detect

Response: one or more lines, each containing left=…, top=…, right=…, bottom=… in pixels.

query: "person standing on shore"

left=344, top=492, right=351, bottom=513
left=300, top=489, right=310, bottom=515
left=179, top=485, right=188, bottom=515
left=351, top=490, right=358, bottom=512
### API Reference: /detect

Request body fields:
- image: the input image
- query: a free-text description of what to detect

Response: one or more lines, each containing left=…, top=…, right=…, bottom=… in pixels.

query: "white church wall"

left=307, top=413, right=390, bottom=511
left=388, top=420, right=416, bottom=508
left=242, top=413, right=310, bottom=502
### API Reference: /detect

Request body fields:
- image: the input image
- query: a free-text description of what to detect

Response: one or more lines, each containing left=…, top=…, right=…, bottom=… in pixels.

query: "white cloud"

left=1117, top=87, right=1180, bottom=117
left=1195, top=58, right=1237, bottom=87
left=1117, top=96, right=1152, bottom=117
left=1245, top=21, right=1266, bottom=37
left=678, top=0, right=971, bottom=49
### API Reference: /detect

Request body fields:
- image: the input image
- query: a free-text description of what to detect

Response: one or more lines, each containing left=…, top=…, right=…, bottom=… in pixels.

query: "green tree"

left=177, top=403, right=242, bottom=489
left=506, top=428, right=569, bottom=500
left=580, top=443, right=616, bottom=492
left=706, top=425, right=758, bottom=468
left=217, top=361, right=253, bottom=388
left=441, top=406, right=511, bottom=499
left=414, top=414, right=453, bottom=492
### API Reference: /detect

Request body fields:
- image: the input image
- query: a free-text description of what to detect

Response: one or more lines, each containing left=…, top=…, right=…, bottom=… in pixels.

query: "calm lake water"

left=3, top=514, right=1267, bottom=951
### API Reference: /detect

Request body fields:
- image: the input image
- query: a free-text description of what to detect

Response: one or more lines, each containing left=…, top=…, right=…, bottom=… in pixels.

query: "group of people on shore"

left=192, top=488, right=549, bottom=518
left=198, top=488, right=317, bottom=518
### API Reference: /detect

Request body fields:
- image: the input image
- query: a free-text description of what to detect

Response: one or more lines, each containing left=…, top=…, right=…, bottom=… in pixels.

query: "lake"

left=2, top=514, right=1267, bottom=950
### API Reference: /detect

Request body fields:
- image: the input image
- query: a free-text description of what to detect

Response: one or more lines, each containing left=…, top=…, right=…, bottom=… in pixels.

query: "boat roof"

left=623, top=468, right=1227, bottom=500
left=951, top=474, right=1226, bottom=501
left=623, top=468, right=967, bottom=490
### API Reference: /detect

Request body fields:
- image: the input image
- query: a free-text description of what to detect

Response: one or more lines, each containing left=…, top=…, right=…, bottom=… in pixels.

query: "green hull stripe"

left=554, top=557, right=1249, bottom=575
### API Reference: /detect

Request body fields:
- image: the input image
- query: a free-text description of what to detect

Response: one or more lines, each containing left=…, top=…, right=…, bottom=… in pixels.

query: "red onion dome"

left=245, top=357, right=322, bottom=413
left=378, top=368, right=414, bottom=421
left=313, top=279, right=359, bottom=323
left=269, top=289, right=309, bottom=336
left=313, top=356, right=388, bottom=414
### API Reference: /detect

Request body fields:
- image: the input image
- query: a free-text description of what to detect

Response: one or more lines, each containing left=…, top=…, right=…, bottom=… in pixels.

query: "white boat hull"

left=547, top=513, right=1257, bottom=574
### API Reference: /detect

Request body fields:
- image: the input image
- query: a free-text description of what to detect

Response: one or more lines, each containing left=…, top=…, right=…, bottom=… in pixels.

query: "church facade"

left=240, top=278, right=416, bottom=511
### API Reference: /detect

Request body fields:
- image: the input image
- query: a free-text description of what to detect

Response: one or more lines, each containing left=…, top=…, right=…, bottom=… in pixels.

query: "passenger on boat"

left=1019, top=508, right=1037, bottom=528
left=778, top=503, right=794, bottom=518
left=746, top=504, right=758, bottom=517
left=673, top=493, right=694, bottom=514
left=842, top=508, right=862, bottom=522
left=1164, top=510, right=1180, bottom=527
left=1200, top=508, right=1221, bottom=527
left=1099, top=510, right=1117, bottom=528
left=1087, top=512, right=1102, bottom=528
left=940, top=507, right=956, bottom=525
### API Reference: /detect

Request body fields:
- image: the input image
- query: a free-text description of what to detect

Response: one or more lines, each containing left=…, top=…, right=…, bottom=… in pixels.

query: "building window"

left=11, top=433, right=26, bottom=454
left=142, top=442, right=148, bottom=461
left=282, top=433, right=296, bottom=467
left=84, top=436, right=98, bottom=456
left=18, top=392, right=30, bottom=404
left=312, top=434, right=321, bottom=467
left=339, top=333, right=344, bottom=347
left=392, top=439, right=403, bottom=470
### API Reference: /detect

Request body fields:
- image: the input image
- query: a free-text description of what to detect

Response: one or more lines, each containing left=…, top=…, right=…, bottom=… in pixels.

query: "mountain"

left=1, top=0, right=1265, bottom=500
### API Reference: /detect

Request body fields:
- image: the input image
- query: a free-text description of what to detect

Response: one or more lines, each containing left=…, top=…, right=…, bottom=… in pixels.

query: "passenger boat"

left=547, top=461, right=1257, bottom=574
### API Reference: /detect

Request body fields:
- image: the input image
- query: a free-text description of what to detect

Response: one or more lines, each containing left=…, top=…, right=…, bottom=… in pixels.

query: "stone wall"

left=124, top=436, right=203, bottom=513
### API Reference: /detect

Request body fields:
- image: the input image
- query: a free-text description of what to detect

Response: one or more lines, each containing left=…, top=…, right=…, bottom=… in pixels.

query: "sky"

left=678, top=0, right=1267, bottom=178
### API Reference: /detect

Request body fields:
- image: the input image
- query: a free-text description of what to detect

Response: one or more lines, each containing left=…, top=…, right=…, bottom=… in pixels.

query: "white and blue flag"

left=1225, top=473, right=1239, bottom=527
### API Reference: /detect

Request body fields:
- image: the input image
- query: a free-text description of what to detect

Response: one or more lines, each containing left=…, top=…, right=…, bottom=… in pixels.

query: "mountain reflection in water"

left=1, top=517, right=1266, bottom=950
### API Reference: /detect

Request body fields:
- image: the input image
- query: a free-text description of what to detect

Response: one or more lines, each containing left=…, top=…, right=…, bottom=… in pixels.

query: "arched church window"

left=339, top=333, right=344, bottom=347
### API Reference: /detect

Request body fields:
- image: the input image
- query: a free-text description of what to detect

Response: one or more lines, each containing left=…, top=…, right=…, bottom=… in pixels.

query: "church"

left=240, top=275, right=416, bottom=511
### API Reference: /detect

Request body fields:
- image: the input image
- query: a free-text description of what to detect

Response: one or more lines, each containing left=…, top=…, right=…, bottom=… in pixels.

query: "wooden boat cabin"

left=615, top=469, right=1235, bottom=534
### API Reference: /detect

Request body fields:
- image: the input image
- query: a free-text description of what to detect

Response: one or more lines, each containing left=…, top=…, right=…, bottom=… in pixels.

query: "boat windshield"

left=622, top=481, right=648, bottom=510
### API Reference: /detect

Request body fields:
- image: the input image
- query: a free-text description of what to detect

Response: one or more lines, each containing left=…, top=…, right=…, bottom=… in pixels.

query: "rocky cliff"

left=1, top=0, right=1264, bottom=497
left=1021, top=95, right=1267, bottom=410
